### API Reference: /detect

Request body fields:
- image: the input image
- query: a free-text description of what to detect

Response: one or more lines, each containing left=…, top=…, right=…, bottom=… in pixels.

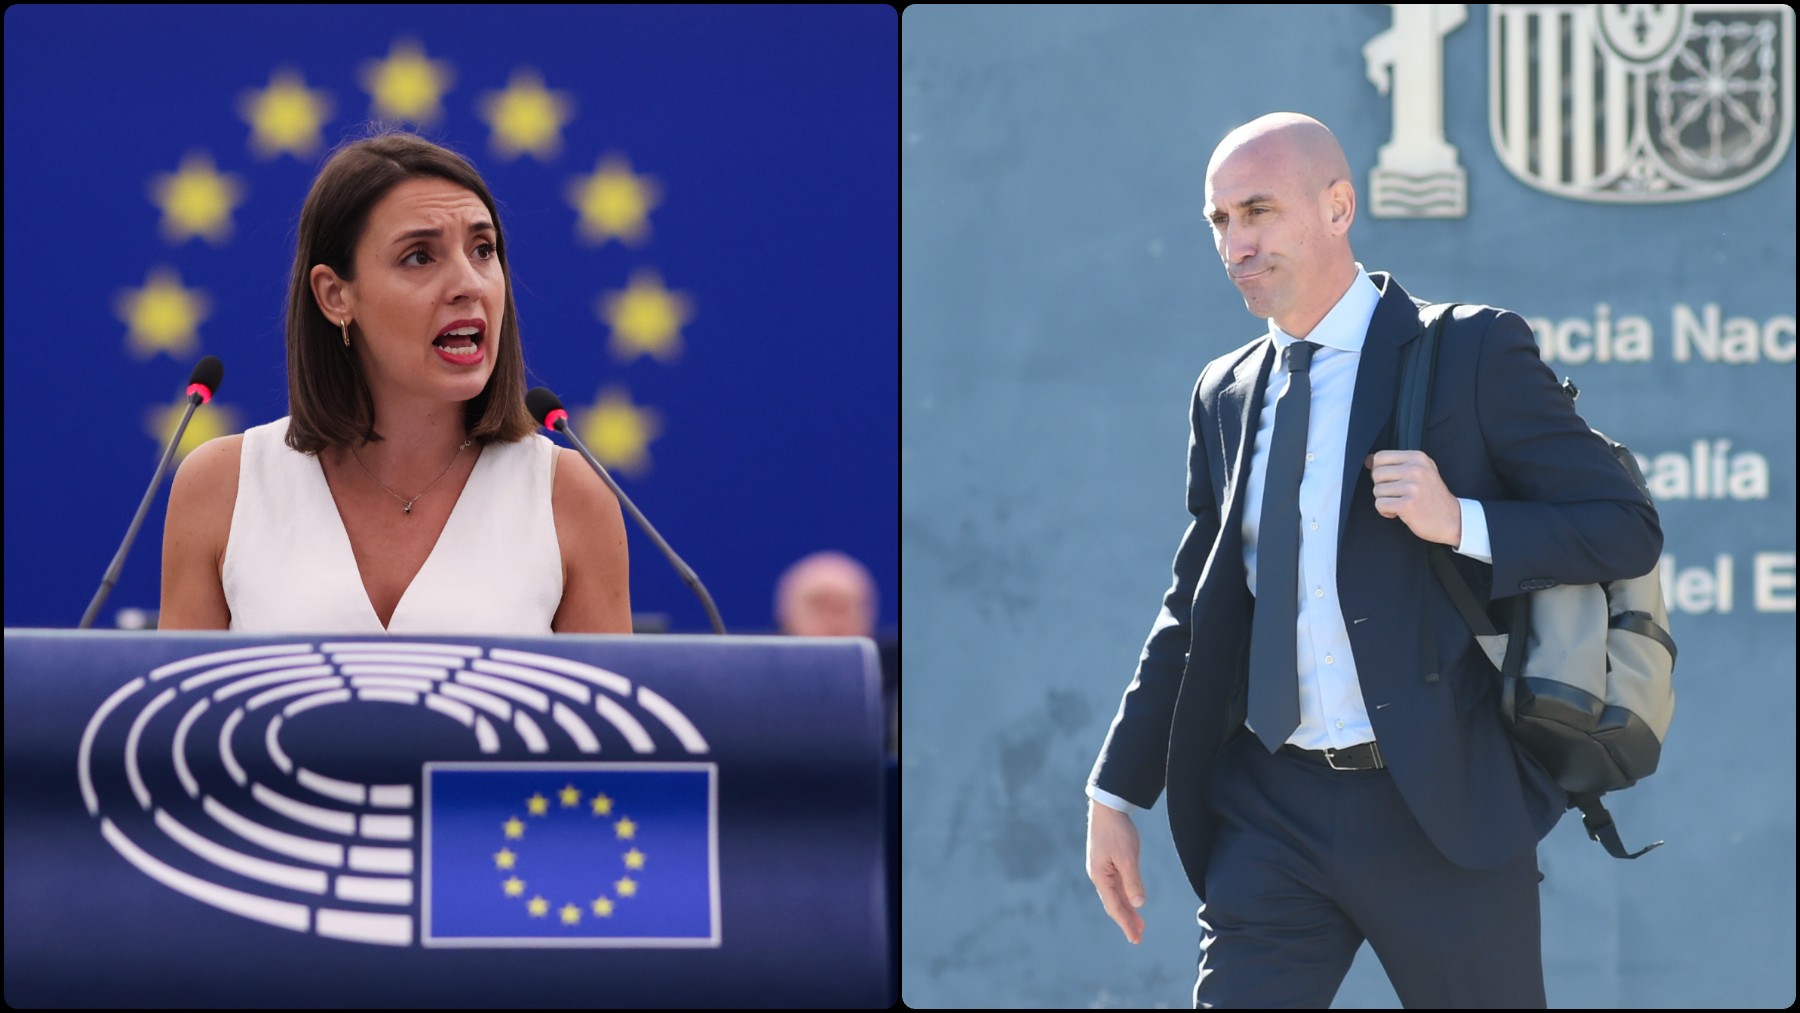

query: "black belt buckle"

left=1324, top=741, right=1384, bottom=771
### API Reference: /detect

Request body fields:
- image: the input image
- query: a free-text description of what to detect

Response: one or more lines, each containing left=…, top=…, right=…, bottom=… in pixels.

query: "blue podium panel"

left=2, top=630, right=888, bottom=1008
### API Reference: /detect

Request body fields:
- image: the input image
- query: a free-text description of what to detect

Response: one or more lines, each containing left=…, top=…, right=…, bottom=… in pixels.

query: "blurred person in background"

left=776, top=550, right=878, bottom=638
left=776, top=551, right=894, bottom=756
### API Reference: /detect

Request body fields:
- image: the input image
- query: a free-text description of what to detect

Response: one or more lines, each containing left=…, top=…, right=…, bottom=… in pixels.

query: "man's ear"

left=1324, top=179, right=1356, bottom=236
left=310, top=263, right=352, bottom=324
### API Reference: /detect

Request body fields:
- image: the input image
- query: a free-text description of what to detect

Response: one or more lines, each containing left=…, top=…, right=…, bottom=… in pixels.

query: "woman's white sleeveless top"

left=223, top=418, right=562, bottom=634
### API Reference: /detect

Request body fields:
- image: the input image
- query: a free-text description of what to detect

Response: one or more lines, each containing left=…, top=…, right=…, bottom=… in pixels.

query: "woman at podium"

left=159, top=133, right=630, bottom=635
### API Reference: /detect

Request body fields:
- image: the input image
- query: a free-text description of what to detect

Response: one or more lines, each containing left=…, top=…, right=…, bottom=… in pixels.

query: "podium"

left=2, top=629, right=890, bottom=1008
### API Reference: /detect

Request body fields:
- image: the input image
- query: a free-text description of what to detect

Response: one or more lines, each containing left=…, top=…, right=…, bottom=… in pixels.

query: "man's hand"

left=1366, top=450, right=1462, bottom=547
left=1086, top=798, right=1146, bottom=944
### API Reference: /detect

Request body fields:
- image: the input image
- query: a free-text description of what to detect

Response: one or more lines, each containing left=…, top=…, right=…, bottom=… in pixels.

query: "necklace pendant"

left=404, top=503, right=413, bottom=514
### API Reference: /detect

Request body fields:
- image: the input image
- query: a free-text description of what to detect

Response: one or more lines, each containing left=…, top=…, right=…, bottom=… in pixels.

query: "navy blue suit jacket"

left=1090, top=272, right=1663, bottom=900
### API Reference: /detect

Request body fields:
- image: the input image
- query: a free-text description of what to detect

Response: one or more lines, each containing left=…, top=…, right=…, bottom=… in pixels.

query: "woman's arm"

left=157, top=435, right=241, bottom=630
left=550, top=448, right=632, bottom=634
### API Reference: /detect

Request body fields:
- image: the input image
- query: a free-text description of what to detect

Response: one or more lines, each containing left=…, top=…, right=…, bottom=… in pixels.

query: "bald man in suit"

left=1083, top=113, right=1661, bottom=1008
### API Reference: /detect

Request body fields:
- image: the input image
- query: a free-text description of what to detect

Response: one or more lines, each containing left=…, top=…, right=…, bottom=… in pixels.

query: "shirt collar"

left=1269, top=264, right=1380, bottom=354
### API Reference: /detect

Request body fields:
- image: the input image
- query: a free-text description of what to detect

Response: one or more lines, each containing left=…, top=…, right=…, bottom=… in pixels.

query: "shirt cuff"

left=1087, top=784, right=1136, bottom=813
left=1455, top=498, right=1493, bottom=564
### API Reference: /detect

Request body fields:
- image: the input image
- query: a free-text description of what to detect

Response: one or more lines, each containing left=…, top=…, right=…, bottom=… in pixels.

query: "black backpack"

left=1396, top=303, right=1677, bottom=860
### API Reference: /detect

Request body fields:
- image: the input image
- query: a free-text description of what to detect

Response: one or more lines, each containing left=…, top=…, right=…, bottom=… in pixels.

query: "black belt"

left=1282, top=741, right=1385, bottom=771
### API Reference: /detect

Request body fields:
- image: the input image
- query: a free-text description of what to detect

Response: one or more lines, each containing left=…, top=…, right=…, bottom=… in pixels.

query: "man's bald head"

left=1203, top=113, right=1360, bottom=336
left=776, top=551, right=877, bottom=638
left=1207, top=113, right=1352, bottom=199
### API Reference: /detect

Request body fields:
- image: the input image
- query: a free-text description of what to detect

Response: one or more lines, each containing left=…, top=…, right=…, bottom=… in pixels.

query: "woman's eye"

left=404, top=244, right=494, bottom=266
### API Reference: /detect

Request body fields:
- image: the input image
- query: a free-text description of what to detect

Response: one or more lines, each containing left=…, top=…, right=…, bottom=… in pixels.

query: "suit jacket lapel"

left=1338, top=272, right=1424, bottom=546
left=1219, top=337, right=1275, bottom=539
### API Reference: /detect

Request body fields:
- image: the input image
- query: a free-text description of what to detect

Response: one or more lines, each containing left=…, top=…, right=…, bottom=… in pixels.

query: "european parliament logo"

left=77, top=641, right=721, bottom=948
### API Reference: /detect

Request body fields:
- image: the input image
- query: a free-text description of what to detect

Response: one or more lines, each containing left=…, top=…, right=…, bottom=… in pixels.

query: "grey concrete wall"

left=902, top=5, right=1796, bottom=1007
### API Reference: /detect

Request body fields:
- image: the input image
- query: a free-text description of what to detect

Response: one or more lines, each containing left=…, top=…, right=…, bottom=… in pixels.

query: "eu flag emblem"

left=423, top=763, right=718, bottom=947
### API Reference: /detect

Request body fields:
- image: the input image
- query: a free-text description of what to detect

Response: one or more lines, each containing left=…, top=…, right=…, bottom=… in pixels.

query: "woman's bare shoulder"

left=549, top=447, right=630, bottom=633
left=159, top=433, right=245, bottom=630
left=168, top=434, right=245, bottom=544
left=174, top=433, right=245, bottom=493
left=552, top=446, right=620, bottom=507
left=551, top=446, right=625, bottom=557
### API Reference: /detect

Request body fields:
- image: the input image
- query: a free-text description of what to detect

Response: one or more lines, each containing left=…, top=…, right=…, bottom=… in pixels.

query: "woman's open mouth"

left=433, top=321, right=486, bottom=366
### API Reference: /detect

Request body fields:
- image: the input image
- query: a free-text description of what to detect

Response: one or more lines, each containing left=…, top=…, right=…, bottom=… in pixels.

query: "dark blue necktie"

left=1248, top=340, right=1317, bottom=753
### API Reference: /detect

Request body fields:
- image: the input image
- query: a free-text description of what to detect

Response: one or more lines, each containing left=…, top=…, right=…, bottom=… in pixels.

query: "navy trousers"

left=1194, top=730, right=1546, bottom=1009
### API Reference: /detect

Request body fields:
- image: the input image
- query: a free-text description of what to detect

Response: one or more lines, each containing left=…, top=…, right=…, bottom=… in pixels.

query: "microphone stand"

left=80, top=391, right=209, bottom=629
left=549, top=418, right=727, bottom=635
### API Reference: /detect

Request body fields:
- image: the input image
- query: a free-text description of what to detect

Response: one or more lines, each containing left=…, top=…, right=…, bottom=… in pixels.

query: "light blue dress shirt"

left=1090, top=267, right=1492, bottom=814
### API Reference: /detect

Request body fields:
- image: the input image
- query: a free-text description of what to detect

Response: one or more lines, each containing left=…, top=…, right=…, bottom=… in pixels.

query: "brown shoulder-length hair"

left=284, top=130, right=535, bottom=453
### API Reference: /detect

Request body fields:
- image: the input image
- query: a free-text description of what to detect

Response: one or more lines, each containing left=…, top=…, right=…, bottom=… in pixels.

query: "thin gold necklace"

left=349, top=438, right=473, bottom=514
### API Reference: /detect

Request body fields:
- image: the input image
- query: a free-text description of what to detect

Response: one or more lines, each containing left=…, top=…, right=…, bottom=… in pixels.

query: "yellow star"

left=503, top=876, right=525, bottom=897
left=528, top=895, right=549, bottom=917
left=147, top=152, right=246, bottom=246
left=591, top=896, right=615, bottom=918
left=599, top=270, right=694, bottom=363
left=114, top=266, right=210, bottom=360
left=145, top=400, right=239, bottom=466
left=503, top=816, right=525, bottom=839
left=527, top=793, right=549, bottom=816
left=576, top=388, right=662, bottom=478
left=624, top=848, right=646, bottom=871
left=560, top=903, right=581, bottom=926
left=238, top=68, right=333, bottom=160
left=477, top=68, right=574, bottom=162
left=591, top=794, right=614, bottom=816
left=567, top=153, right=661, bottom=246
left=615, top=876, right=638, bottom=898
left=559, top=784, right=581, bottom=808
left=494, top=848, right=517, bottom=871
left=360, top=37, right=454, bottom=126
left=614, top=817, right=637, bottom=841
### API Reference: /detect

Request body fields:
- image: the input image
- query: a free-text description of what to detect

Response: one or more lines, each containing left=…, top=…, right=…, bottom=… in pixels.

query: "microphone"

left=526, top=386, right=727, bottom=634
left=80, top=356, right=225, bottom=629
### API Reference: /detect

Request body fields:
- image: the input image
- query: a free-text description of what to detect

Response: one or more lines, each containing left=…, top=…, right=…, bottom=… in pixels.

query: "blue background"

left=2, top=4, right=897, bottom=636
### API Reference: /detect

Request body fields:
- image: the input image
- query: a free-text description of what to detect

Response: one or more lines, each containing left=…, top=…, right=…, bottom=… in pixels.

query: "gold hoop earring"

left=340, top=318, right=351, bottom=348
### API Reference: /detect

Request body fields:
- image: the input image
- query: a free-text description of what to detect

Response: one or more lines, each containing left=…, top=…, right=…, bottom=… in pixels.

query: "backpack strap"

left=1572, top=791, right=1665, bottom=859
left=1394, top=304, right=1498, bottom=684
left=1395, top=304, right=1514, bottom=677
left=1393, top=303, right=1453, bottom=455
